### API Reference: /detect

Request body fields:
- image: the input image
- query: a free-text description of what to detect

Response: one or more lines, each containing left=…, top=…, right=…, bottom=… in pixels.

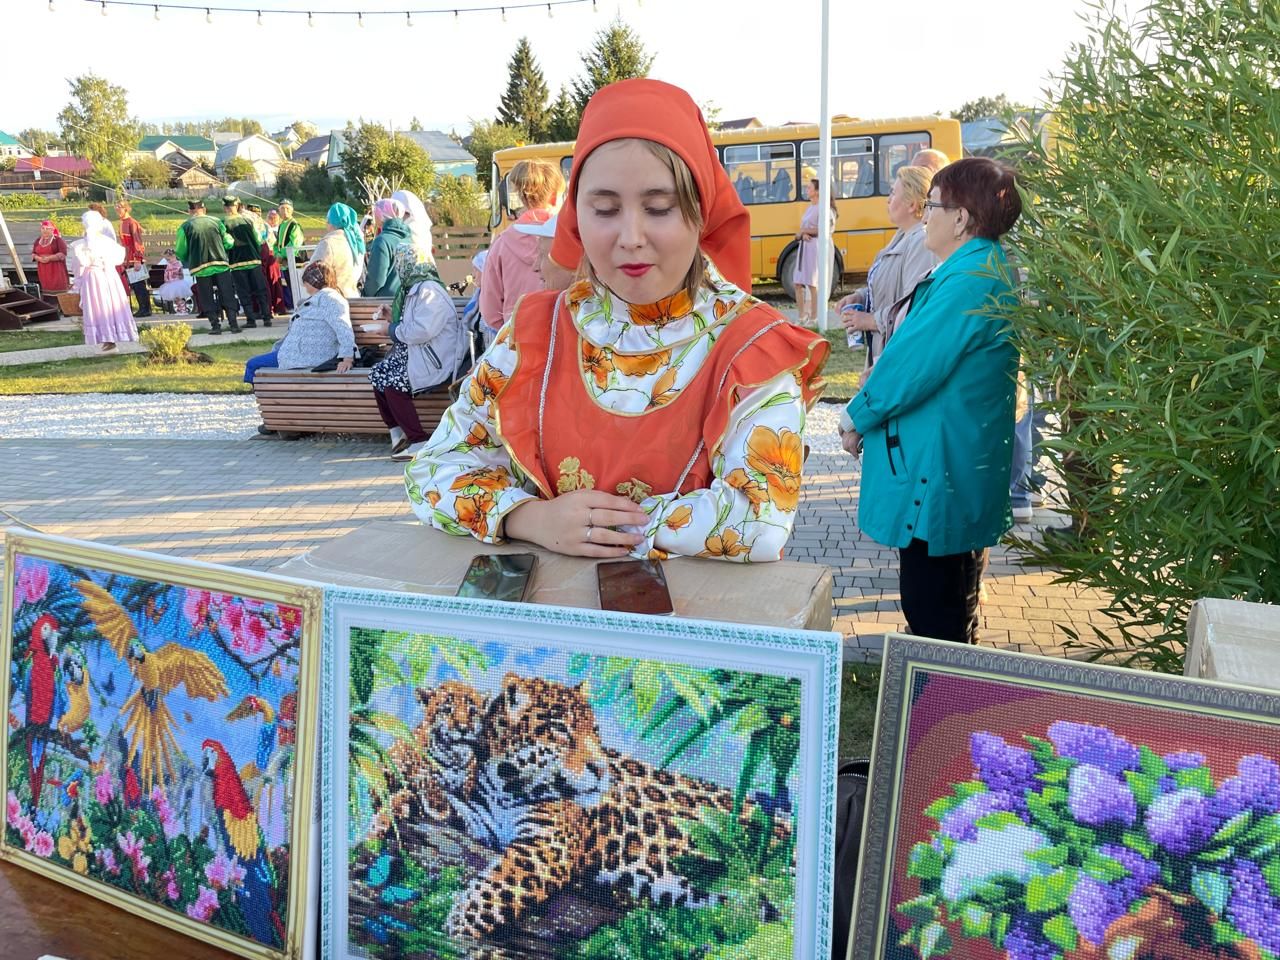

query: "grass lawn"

left=839, top=661, right=882, bottom=759
left=821, top=331, right=865, bottom=402
left=0, top=329, right=85, bottom=353
left=0, top=342, right=259, bottom=395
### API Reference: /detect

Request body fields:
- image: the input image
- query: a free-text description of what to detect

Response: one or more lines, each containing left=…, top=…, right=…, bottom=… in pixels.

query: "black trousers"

left=129, top=279, right=152, bottom=317
left=898, top=538, right=983, bottom=644
left=195, top=271, right=239, bottom=330
left=231, top=267, right=269, bottom=324
left=373, top=385, right=429, bottom=443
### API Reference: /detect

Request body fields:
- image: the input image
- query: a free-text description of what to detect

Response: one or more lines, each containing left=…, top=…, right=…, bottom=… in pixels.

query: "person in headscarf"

left=273, top=200, right=305, bottom=309
left=69, top=210, right=138, bottom=351
left=311, top=202, right=366, bottom=298
left=360, top=198, right=413, bottom=298
left=32, top=220, right=70, bottom=296
left=407, top=79, right=829, bottom=563
left=390, top=188, right=435, bottom=263
left=261, top=208, right=285, bottom=316
left=478, top=158, right=563, bottom=334
left=366, top=243, right=466, bottom=461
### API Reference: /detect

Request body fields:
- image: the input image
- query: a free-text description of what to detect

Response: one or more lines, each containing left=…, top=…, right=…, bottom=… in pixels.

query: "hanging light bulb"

left=357, top=11, right=363, bottom=26
left=100, top=1, right=107, bottom=16
left=592, top=0, right=599, bottom=11
left=153, top=4, right=160, bottom=20
left=501, top=6, right=507, bottom=21
left=205, top=7, right=212, bottom=24
left=256, top=9, right=263, bottom=25
left=307, top=11, right=314, bottom=27
left=48, top=0, right=55, bottom=11
left=546, top=3, right=553, bottom=17
left=453, top=9, right=459, bottom=27
left=405, top=10, right=413, bottom=26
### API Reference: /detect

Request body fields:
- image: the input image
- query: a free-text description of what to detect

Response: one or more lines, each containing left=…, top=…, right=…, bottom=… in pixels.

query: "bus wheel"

left=777, top=246, right=798, bottom=301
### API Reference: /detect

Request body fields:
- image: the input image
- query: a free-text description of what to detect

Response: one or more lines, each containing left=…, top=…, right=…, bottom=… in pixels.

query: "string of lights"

left=56, top=0, right=613, bottom=24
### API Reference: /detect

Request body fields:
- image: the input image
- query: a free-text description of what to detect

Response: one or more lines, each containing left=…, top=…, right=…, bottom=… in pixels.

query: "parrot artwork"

left=75, top=580, right=229, bottom=794
left=58, top=645, right=91, bottom=737
left=225, top=694, right=279, bottom=776
left=24, top=613, right=64, bottom=807
left=201, top=739, right=283, bottom=948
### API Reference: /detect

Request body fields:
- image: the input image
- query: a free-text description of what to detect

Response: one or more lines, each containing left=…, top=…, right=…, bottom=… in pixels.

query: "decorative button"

left=920, top=478, right=928, bottom=484
left=906, top=524, right=913, bottom=530
left=914, top=500, right=921, bottom=506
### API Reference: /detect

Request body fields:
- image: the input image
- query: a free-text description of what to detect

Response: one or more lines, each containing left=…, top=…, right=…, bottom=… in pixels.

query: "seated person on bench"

left=242, top=260, right=355, bottom=386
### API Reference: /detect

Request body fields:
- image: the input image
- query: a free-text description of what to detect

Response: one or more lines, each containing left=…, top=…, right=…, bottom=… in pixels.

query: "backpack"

left=831, top=758, right=870, bottom=960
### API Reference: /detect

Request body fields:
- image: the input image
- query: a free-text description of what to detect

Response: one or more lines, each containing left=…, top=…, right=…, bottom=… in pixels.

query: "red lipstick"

left=619, top=263, right=653, bottom=277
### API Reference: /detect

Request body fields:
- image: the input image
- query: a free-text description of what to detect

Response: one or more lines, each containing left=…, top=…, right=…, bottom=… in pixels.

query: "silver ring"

left=585, top=525, right=593, bottom=542
left=587, top=509, right=595, bottom=527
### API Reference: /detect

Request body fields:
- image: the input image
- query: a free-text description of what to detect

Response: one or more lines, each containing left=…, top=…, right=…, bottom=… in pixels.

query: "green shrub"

left=1004, top=0, right=1280, bottom=670
left=140, top=323, right=193, bottom=363
left=429, top=175, right=489, bottom=227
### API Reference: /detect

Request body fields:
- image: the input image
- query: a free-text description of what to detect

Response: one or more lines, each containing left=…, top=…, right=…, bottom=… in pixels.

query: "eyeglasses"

left=922, top=200, right=954, bottom=211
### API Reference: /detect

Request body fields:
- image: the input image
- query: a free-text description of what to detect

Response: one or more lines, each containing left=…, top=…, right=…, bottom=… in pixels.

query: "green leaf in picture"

left=1192, top=870, right=1230, bottom=916
left=1025, top=868, right=1076, bottom=913
left=974, top=812, right=1024, bottom=830
left=1262, top=857, right=1280, bottom=899
left=1174, top=766, right=1216, bottom=794
left=960, top=903, right=992, bottom=938
left=631, top=660, right=661, bottom=716
left=925, top=795, right=963, bottom=821
left=1083, top=852, right=1129, bottom=882
left=991, top=911, right=1011, bottom=948
left=896, top=894, right=940, bottom=924
left=1197, top=846, right=1235, bottom=863
left=1036, top=768, right=1068, bottom=784
left=1212, top=920, right=1246, bottom=946
left=1043, top=914, right=1078, bottom=953
left=732, top=701, right=768, bottom=735
left=918, top=920, right=952, bottom=959
left=1024, top=735, right=1055, bottom=758
left=1123, top=831, right=1156, bottom=858
left=1026, top=792, right=1065, bottom=829
left=1245, top=814, right=1280, bottom=843
left=908, top=842, right=945, bottom=881
left=1138, top=745, right=1169, bottom=778
left=1124, top=770, right=1159, bottom=807
left=954, top=781, right=988, bottom=799
left=1041, top=786, right=1068, bottom=805
left=1027, top=844, right=1071, bottom=868
left=1214, top=812, right=1253, bottom=845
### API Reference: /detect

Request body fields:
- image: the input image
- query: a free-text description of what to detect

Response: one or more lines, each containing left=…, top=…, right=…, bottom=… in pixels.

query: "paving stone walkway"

left=0, top=435, right=1122, bottom=660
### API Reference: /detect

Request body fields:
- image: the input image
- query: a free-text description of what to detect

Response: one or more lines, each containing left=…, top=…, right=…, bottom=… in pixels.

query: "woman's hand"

left=336, top=357, right=354, bottom=373
left=840, top=311, right=878, bottom=333
left=503, top=490, right=649, bottom=558
left=840, top=428, right=863, bottom=458
left=372, top=305, right=391, bottom=323
left=835, top=289, right=867, bottom=313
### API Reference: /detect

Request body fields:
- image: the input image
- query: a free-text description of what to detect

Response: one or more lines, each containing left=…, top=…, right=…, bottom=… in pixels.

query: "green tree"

left=57, top=74, right=139, bottom=192
left=572, top=16, right=655, bottom=111
left=216, top=117, right=264, bottom=136
left=948, top=93, right=1030, bottom=122
left=1005, top=0, right=1280, bottom=670
left=129, top=156, right=172, bottom=188
left=430, top=174, right=489, bottom=227
left=223, top=156, right=257, bottom=182
left=546, top=85, right=580, bottom=142
left=408, top=116, right=425, bottom=132
left=496, top=36, right=551, bottom=141
left=291, top=120, right=318, bottom=141
left=466, top=119, right=525, bottom=190
left=18, top=129, right=60, bottom=157
left=338, top=122, right=435, bottom=199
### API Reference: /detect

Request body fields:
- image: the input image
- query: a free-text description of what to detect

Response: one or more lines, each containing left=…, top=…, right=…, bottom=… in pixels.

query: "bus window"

left=560, top=156, right=573, bottom=183
left=877, top=132, right=931, bottom=194
left=801, top=137, right=874, bottom=198
left=723, top=142, right=796, bottom=204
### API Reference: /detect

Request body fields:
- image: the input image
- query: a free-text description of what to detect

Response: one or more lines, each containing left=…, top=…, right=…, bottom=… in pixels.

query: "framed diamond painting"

left=1, top=530, right=321, bottom=960
left=321, top=588, right=842, bottom=960
left=850, top=633, right=1280, bottom=960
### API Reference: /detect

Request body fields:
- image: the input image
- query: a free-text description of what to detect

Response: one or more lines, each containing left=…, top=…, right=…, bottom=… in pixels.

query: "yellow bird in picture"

left=75, top=580, right=229, bottom=794
left=58, top=646, right=91, bottom=736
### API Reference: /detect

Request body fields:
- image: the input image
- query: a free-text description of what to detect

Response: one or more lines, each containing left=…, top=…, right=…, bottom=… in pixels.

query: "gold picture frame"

left=1, top=530, right=321, bottom=960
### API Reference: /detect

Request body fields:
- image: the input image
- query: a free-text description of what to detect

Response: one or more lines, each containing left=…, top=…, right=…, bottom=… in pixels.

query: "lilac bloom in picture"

left=938, top=791, right=1021, bottom=842
left=970, top=732, right=1038, bottom=797
left=1067, top=764, right=1137, bottom=827
left=1228, top=858, right=1280, bottom=955
left=1046, top=721, right=1141, bottom=775
left=1069, top=844, right=1161, bottom=945
left=1211, top=754, right=1280, bottom=821
left=1163, top=751, right=1206, bottom=772
left=1144, top=788, right=1216, bottom=855
left=1004, top=913, right=1059, bottom=960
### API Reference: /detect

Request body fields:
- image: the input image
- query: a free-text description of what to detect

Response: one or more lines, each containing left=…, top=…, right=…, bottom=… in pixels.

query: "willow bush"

left=1004, top=0, right=1280, bottom=670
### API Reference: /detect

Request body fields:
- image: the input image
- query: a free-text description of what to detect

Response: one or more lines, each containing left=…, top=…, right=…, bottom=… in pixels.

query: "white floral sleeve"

left=637, top=371, right=808, bottom=563
left=403, top=325, right=537, bottom=542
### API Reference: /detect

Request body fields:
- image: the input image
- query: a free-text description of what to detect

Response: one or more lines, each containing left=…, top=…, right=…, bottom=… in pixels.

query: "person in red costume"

left=406, top=79, right=829, bottom=563
left=115, top=200, right=151, bottom=317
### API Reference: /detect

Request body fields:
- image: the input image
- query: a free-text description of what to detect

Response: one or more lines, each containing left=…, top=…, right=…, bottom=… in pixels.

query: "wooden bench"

left=0, top=287, right=58, bottom=329
left=348, top=297, right=393, bottom=360
left=252, top=369, right=455, bottom=437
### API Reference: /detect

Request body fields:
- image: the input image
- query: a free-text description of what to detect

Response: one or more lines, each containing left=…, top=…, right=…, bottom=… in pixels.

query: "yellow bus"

left=490, top=115, right=962, bottom=292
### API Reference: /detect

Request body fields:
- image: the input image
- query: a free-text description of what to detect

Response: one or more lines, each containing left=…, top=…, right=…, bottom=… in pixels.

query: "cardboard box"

left=1184, top=597, right=1280, bottom=690
left=275, top=520, right=834, bottom=632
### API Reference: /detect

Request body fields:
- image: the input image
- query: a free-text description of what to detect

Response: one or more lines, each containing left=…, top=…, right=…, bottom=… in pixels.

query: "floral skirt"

left=369, top=343, right=411, bottom=393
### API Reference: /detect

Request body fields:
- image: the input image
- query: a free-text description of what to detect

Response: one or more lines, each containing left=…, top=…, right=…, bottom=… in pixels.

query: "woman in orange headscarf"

left=406, top=79, right=829, bottom=562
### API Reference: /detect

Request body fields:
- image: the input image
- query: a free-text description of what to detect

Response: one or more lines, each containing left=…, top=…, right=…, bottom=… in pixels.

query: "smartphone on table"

left=456, top=553, right=537, bottom=603
left=596, top=559, right=674, bottom=616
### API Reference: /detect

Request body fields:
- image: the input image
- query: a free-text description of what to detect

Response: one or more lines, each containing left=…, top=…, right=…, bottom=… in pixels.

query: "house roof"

left=0, top=131, right=24, bottom=147
left=176, top=166, right=218, bottom=184
left=293, top=134, right=330, bottom=162
left=15, top=156, right=92, bottom=174
left=397, top=130, right=474, bottom=163
left=138, top=135, right=215, bottom=152
left=718, top=117, right=762, bottom=130
left=215, top=134, right=286, bottom=165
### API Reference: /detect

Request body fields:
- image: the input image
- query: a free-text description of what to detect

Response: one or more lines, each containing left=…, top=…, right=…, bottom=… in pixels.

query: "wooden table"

left=0, top=860, right=239, bottom=960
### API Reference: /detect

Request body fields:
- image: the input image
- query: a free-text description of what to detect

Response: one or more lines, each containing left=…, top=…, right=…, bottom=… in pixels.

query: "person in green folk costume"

left=222, top=197, right=271, bottom=328
left=176, top=199, right=239, bottom=335
left=273, top=199, right=305, bottom=310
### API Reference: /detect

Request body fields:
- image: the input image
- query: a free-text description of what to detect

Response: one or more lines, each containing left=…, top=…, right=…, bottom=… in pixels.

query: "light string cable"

left=75, top=0, right=599, bottom=23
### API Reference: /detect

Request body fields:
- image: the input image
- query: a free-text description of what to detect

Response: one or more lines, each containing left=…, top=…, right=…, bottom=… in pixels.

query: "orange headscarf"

left=550, top=78, right=752, bottom=292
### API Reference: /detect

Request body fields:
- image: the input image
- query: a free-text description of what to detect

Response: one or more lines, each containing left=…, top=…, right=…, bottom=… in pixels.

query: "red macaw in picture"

left=25, top=614, right=64, bottom=807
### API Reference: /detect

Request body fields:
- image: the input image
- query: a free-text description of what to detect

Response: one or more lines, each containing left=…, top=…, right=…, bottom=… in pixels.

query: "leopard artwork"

left=366, top=679, right=490, bottom=844
left=445, top=672, right=788, bottom=941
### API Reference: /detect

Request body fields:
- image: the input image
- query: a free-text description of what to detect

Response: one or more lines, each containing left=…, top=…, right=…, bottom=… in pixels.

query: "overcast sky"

left=4, top=0, right=1094, bottom=137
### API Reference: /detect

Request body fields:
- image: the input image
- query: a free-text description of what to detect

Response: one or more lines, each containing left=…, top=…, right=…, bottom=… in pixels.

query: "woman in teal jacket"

left=361, top=198, right=415, bottom=298
left=840, top=157, right=1022, bottom=644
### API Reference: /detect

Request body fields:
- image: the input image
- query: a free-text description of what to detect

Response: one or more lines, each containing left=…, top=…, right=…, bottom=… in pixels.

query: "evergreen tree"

left=571, top=17, right=655, bottom=111
left=949, top=94, right=1030, bottom=123
left=496, top=37, right=551, bottom=141
left=546, top=86, right=580, bottom=141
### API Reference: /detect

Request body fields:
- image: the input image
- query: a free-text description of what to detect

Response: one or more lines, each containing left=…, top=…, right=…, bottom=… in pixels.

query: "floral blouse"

left=404, top=260, right=819, bottom=562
